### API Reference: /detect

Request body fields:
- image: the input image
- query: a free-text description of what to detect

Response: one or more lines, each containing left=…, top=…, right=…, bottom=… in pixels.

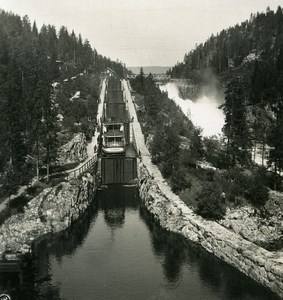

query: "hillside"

left=168, top=6, right=283, bottom=190
left=0, top=9, right=126, bottom=195
left=169, top=6, right=283, bottom=82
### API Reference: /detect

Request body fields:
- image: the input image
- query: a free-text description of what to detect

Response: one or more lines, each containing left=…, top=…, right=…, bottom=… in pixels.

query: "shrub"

left=203, top=135, right=227, bottom=168
left=196, top=183, right=226, bottom=220
left=179, top=174, right=203, bottom=208
left=246, top=167, right=269, bottom=206
left=171, top=167, right=191, bottom=194
left=10, top=195, right=30, bottom=213
left=161, top=161, right=173, bottom=178
left=216, top=167, right=250, bottom=203
left=246, top=182, right=269, bottom=206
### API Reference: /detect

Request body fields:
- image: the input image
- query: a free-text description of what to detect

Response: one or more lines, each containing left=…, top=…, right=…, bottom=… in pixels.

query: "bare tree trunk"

left=274, top=162, right=277, bottom=191
left=46, top=162, right=50, bottom=183
left=253, top=141, right=256, bottom=162
left=36, top=140, right=40, bottom=179
left=262, top=142, right=265, bottom=166
left=46, top=144, right=50, bottom=183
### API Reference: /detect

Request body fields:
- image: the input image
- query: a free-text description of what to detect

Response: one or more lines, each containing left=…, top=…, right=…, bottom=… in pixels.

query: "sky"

left=0, top=0, right=282, bottom=67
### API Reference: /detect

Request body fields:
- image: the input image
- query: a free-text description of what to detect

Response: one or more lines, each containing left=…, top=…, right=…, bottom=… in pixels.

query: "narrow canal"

left=1, top=186, right=281, bottom=300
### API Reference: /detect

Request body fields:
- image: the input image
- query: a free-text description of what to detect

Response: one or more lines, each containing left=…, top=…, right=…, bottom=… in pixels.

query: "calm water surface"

left=0, top=186, right=281, bottom=300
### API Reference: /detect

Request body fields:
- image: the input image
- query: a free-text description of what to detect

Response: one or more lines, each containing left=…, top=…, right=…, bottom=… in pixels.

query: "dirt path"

left=122, top=79, right=150, bottom=157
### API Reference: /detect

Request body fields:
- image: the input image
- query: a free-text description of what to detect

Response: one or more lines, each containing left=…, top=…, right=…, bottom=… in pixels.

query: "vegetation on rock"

left=196, top=183, right=226, bottom=220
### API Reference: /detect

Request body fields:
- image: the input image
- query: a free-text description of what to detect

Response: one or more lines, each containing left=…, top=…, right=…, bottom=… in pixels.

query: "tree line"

left=168, top=6, right=283, bottom=79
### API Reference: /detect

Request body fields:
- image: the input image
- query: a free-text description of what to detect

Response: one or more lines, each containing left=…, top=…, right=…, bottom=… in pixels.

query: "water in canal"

left=0, top=186, right=281, bottom=300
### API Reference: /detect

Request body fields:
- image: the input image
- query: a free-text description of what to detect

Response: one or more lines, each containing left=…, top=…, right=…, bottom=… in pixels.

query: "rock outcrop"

left=138, top=161, right=283, bottom=298
left=0, top=173, right=95, bottom=255
left=170, top=79, right=200, bottom=100
left=57, top=133, right=88, bottom=165
left=220, top=204, right=283, bottom=250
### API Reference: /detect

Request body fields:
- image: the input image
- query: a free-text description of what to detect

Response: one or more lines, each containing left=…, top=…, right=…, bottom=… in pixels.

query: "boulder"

left=219, top=203, right=283, bottom=249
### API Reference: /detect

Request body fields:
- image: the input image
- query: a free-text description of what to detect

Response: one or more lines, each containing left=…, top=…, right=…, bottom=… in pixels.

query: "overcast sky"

left=0, top=0, right=282, bottom=66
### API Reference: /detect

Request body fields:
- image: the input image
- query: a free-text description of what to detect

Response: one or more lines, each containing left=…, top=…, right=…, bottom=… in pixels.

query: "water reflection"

left=0, top=201, right=98, bottom=300
left=140, top=210, right=185, bottom=284
left=0, top=259, right=61, bottom=300
left=0, top=186, right=281, bottom=300
left=139, top=205, right=281, bottom=300
left=99, top=185, right=138, bottom=229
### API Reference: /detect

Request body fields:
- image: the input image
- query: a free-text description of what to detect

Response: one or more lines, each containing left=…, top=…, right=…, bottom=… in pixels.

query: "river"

left=0, top=186, right=280, bottom=300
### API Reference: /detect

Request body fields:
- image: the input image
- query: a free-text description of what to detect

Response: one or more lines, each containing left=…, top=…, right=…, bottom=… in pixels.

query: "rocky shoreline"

left=219, top=197, right=283, bottom=251
left=138, top=159, right=283, bottom=298
left=0, top=173, right=96, bottom=256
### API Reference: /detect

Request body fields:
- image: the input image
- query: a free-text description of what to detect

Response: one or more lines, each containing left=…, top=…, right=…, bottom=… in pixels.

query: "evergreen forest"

left=0, top=9, right=126, bottom=197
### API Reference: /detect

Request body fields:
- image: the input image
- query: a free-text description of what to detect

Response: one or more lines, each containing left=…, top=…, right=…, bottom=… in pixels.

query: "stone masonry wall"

left=0, top=173, right=96, bottom=255
left=138, top=161, right=283, bottom=298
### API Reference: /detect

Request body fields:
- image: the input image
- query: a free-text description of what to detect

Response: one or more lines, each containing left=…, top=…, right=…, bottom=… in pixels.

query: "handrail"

left=66, top=155, right=98, bottom=179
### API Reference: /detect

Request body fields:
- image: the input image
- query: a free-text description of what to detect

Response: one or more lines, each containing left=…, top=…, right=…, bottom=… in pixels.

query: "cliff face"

left=0, top=173, right=95, bottom=255
left=170, top=79, right=200, bottom=100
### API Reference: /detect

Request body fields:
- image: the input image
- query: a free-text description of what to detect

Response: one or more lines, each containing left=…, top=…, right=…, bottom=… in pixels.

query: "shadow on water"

left=0, top=197, right=99, bottom=300
left=99, top=185, right=139, bottom=229
left=139, top=205, right=281, bottom=300
left=1, top=185, right=281, bottom=300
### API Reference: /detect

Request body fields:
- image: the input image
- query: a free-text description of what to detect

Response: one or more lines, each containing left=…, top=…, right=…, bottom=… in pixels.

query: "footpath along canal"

left=0, top=186, right=280, bottom=300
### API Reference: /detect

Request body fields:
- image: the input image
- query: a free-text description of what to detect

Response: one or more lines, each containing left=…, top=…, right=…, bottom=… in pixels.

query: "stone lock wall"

left=0, top=173, right=96, bottom=255
left=138, top=161, right=283, bottom=298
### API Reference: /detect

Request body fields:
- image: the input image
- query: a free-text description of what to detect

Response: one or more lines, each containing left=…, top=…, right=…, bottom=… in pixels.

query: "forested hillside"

left=169, top=6, right=283, bottom=80
left=168, top=6, right=283, bottom=190
left=0, top=9, right=125, bottom=194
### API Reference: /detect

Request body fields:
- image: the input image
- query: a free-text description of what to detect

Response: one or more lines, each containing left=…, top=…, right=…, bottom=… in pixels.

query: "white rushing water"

left=160, top=82, right=225, bottom=137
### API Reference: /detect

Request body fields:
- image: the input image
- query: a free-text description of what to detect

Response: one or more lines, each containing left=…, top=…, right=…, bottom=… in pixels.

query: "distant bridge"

left=127, top=74, right=171, bottom=83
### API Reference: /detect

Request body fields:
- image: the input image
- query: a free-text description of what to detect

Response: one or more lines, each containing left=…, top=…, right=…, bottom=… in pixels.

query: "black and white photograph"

left=0, top=0, right=283, bottom=299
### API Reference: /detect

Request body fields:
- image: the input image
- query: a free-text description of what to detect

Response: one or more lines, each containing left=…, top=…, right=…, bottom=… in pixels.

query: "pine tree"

left=140, top=67, right=144, bottom=90
left=222, top=78, right=252, bottom=166
left=0, top=25, right=9, bottom=170
left=32, top=21, right=38, bottom=36
left=268, top=106, right=283, bottom=190
left=268, top=47, right=283, bottom=189
left=4, top=54, right=27, bottom=186
left=38, top=43, right=58, bottom=182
